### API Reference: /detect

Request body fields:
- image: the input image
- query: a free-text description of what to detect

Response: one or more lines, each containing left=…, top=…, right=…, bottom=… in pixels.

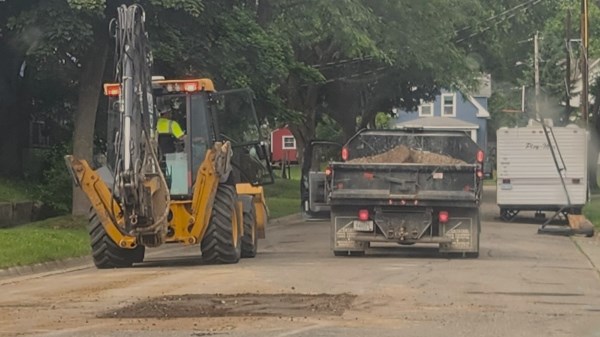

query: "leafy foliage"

left=5, top=0, right=597, bottom=211
left=36, top=143, right=73, bottom=214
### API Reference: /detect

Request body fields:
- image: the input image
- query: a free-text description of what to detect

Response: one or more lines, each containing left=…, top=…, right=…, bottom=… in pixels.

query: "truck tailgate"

left=330, top=163, right=478, bottom=201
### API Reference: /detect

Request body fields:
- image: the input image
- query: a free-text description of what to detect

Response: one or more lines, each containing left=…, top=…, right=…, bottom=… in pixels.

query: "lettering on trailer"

left=524, top=142, right=557, bottom=151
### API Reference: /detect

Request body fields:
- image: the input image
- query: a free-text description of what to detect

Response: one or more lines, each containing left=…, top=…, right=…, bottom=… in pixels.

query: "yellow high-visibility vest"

left=157, top=118, right=184, bottom=138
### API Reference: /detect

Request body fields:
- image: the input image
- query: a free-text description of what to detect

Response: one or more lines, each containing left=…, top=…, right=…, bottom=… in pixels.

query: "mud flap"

left=331, top=215, right=368, bottom=252
left=439, top=210, right=480, bottom=254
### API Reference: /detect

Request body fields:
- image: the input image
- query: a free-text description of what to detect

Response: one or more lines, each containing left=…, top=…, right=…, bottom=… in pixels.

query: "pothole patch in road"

left=99, top=293, right=356, bottom=319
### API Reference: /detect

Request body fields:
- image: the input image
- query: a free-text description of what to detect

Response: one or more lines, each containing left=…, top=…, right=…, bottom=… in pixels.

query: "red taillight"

left=439, top=211, right=449, bottom=223
left=103, top=83, right=120, bottom=96
left=325, top=166, right=332, bottom=176
left=183, top=82, right=198, bottom=92
left=476, top=150, right=484, bottom=163
left=341, top=147, right=349, bottom=161
left=358, top=209, right=369, bottom=221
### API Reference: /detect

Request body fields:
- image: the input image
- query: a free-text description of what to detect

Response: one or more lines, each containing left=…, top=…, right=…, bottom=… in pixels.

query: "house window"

left=418, top=100, right=434, bottom=116
left=282, top=136, right=296, bottom=150
left=442, top=93, right=456, bottom=116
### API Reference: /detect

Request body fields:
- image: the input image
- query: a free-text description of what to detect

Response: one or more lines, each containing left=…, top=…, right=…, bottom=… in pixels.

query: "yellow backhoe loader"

left=65, top=5, right=274, bottom=268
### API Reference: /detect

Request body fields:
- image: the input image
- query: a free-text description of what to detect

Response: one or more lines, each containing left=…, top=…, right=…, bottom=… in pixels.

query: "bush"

left=36, top=144, right=72, bottom=215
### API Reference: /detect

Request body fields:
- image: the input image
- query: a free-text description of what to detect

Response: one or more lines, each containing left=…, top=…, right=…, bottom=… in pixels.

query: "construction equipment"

left=65, top=5, right=273, bottom=268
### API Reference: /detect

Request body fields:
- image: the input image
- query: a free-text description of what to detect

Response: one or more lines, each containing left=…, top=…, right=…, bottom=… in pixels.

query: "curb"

left=572, top=234, right=600, bottom=277
left=267, top=213, right=302, bottom=227
left=0, top=256, right=93, bottom=281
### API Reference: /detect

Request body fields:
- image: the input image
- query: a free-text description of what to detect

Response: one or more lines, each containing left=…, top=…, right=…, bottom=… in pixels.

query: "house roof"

left=395, top=117, right=479, bottom=129
left=466, top=95, right=491, bottom=119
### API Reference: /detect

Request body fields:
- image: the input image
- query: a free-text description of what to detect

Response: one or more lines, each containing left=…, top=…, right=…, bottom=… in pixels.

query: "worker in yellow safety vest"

left=157, top=108, right=185, bottom=153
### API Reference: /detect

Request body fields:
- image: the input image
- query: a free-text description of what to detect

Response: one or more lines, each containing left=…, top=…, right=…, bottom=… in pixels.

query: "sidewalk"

left=573, top=234, right=600, bottom=276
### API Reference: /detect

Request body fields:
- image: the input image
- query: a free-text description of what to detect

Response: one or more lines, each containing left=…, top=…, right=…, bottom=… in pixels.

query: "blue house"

left=394, top=76, right=491, bottom=151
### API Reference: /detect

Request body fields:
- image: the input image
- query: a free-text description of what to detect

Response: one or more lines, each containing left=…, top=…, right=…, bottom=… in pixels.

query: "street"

left=1, top=187, right=600, bottom=337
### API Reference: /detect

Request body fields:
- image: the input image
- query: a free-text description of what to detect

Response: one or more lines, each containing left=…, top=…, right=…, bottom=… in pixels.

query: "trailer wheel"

left=241, top=204, right=258, bottom=258
left=201, top=185, right=242, bottom=264
left=88, top=209, right=145, bottom=269
left=500, top=208, right=519, bottom=222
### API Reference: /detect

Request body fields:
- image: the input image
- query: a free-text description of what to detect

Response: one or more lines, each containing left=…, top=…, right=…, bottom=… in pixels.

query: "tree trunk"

left=256, top=0, right=272, bottom=27
left=71, top=26, right=109, bottom=215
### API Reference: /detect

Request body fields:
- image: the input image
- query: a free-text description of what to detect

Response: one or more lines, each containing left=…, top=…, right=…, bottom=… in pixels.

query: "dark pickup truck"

left=328, top=130, right=484, bottom=257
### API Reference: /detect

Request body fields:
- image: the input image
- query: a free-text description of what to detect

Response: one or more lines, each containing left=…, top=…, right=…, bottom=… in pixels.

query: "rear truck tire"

left=88, top=210, right=145, bottom=269
left=241, top=203, right=258, bottom=258
left=333, top=250, right=365, bottom=257
left=201, top=184, right=242, bottom=264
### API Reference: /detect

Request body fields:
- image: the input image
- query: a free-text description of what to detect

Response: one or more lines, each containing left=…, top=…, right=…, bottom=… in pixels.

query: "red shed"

left=270, top=127, right=298, bottom=163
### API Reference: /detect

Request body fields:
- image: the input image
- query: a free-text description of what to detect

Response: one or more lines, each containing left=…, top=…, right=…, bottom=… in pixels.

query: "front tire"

left=201, top=185, right=242, bottom=264
left=333, top=250, right=365, bottom=257
left=88, top=210, right=145, bottom=269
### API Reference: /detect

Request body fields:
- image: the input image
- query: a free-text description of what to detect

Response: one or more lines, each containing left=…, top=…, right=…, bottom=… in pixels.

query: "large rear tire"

left=201, top=185, right=242, bottom=264
left=241, top=204, right=258, bottom=258
left=88, top=210, right=145, bottom=269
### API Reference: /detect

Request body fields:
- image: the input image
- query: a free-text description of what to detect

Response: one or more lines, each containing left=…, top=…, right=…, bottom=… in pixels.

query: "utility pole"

left=581, top=0, right=589, bottom=124
left=534, top=31, right=541, bottom=118
left=566, top=10, right=572, bottom=118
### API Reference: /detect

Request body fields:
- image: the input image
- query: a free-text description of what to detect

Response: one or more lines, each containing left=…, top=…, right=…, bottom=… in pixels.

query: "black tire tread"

left=88, top=210, right=145, bottom=269
left=201, top=185, right=241, bottom=264
left=241, top=205, right=258, bottom=258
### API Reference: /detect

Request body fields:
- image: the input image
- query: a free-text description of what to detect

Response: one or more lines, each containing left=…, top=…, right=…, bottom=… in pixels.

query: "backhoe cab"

left=66, top=77, right=273, bottom=268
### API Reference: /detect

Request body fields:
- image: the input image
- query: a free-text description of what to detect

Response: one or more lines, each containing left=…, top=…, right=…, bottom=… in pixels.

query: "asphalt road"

left=1, top=188, right=600, bottom=337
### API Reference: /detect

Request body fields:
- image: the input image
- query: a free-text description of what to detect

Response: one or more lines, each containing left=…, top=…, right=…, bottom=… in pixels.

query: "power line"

left=455, top=0, right=543, bottom=43
left=311, top=56, right=376, bottom=69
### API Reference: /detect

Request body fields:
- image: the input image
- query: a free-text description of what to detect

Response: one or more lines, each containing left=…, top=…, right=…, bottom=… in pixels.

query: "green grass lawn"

left=0, top=165, right=303, bottom=269
left=0, top=215, right=90, bottom=269
left=0, top=177, right=36, bottom=202
left=584, top=196, right=600, bottom=230
left=264, top=165, right=301, bottom=218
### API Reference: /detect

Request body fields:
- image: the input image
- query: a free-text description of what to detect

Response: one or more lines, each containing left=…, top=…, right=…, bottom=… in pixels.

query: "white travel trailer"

left=496, top=121, right=588, bottom=221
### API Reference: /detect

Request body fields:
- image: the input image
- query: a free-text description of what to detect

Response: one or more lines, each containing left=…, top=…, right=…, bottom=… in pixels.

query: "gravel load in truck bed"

left=348, top=144, right=467, bottom=165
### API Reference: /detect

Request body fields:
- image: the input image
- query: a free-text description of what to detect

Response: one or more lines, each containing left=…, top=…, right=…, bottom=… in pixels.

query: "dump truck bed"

left=330, top=162, right=478, bottom=206
left=329, top=130, right=482, bottom=206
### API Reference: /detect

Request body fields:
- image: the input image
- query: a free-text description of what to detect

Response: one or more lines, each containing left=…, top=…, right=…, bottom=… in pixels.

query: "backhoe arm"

left=65, top=155, right=137, bottom=248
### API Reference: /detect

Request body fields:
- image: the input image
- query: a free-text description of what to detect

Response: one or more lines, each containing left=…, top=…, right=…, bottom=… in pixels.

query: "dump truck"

left=328, top=129, right=484, bottom=257
left=65, top=5, right=273, bottom=268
